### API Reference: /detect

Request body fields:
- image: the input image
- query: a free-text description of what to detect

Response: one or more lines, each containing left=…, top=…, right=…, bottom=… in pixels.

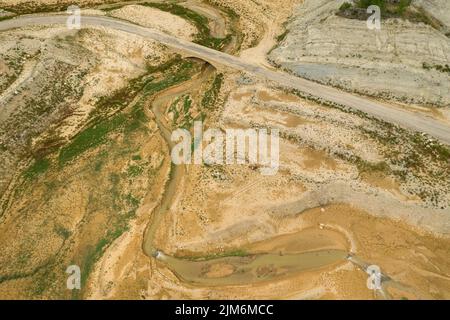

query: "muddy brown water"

left=140, top=5, right=351, bottom=287
left=141, top=61, right=350, bottom=286
left=157, top=249, right=347, bottom=286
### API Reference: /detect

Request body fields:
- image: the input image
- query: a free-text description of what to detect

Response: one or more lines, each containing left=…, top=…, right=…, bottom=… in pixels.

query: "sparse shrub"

left=24, top=158, right=50, bottom=179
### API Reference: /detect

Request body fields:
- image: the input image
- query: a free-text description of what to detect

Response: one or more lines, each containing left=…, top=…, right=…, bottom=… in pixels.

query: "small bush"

left=24, top=158, right=50, bottom=179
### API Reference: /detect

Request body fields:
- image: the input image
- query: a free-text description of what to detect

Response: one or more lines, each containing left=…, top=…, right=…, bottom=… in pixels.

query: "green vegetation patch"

left=276, top=29, right=289, bottom=43
left=131, top=154, right=142, bottom=161
left=58, top=57, right=198, bottom=167
left=0, top=3, right=68, bottom=15
left=88, top=75, right=148, bottom=124
left=11, top=55, right=202, bottom=298
left=340, top=0, right=410, bottom=15
left=201, top=73, right=223, bottom=109
left=144, top=58, right=197, bottom=95
left=142, top=2, right=232, bottom=50
left=168, top=94, right=194, bottom=128
left=339, top=2, right=353, bottom=11
left=79, top=174, right=141, bottom=288
left=338, top=0, right=438, bottom=27
left=80, top=222, right=130, bottom=286
left=54, top=224, right=71, bottom=240
left=0, top=15, right=15, bottom=22
left=58, top=114, right=126, bottom=166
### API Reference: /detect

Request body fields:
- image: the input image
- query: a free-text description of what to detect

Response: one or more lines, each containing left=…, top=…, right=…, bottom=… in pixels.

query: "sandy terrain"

left=0, top=23, right=169, bottom=198
left=414, top=0, right=450, bottom=31
left=233, top=0, right=300, bottom=68
left=0, top=0, right=448, bottom=301
left=85, top=69, right=450, bottom=300
left=269, top=0, right=450, bottom=108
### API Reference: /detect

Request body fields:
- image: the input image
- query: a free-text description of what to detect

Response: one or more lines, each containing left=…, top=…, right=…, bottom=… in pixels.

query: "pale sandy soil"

left=0, top=58, right=37, bottom=110
left=0, top=0, right=449, bottom=301
left=88, top=134, right=169, bottom=299
left=183, top=0, right=226, bottom=38
left=0, top=19, right=173, bottom=298
left=109, top=4, right=197, bottom=41
left=0, top=0, right=110, bottom=8
left=89, top=194, right=450, bottom=299
left=239, top=26, right=282, bottom=69
left=2, top=25, right=169, bottom=141
left=209, top=0, right=301, bottom=51
left=59, top=26, right=170, bottom=139
left=85, top=71, right=450, bottom=300
left=414, top=0, right=450, bottom=30
left=225, top=84, right=385, bottom=164
left=237, top=0, right=300, bottom=68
